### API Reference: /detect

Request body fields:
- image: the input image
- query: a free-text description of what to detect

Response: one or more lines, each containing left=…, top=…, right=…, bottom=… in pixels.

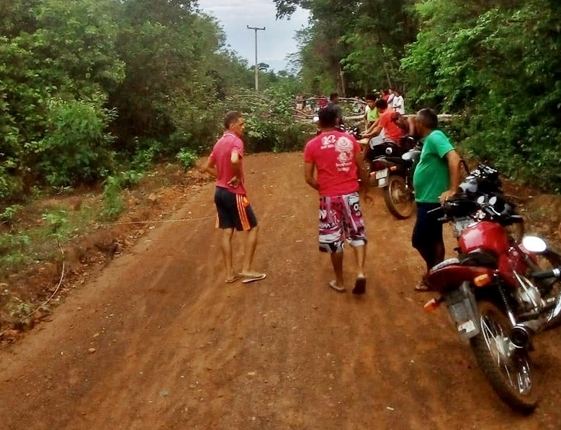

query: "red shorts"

left=318, top=192, right=367, bottom=253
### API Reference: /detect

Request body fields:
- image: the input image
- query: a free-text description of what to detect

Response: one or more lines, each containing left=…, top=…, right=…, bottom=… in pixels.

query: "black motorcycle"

left=365, top=135, right=421, bottom=219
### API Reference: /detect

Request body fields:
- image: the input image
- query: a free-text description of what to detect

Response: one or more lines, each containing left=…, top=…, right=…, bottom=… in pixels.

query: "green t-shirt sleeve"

left=429, top=130, right=454, bottom=159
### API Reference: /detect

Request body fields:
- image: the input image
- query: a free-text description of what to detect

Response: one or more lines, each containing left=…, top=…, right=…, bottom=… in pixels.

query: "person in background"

left=203, top=111, right=267, bottom=285
left=387, top=89, right=395, bottom=107
left=363, top=93, right=379, bottom=130
left=304, top=105, right=374, bottom=295
left=362, top=98, right=403, bottom=145
left=328, top=92, right=344, bottom=126
left=411, top=108, right=462, bottom=292
left=382, top=89, right=390, bottom=102
left=392, top=90, right=405, bottom=115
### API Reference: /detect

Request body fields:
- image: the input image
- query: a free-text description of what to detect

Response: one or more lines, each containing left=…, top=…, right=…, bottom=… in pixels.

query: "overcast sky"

left=197, top=0, right=309, bottom=72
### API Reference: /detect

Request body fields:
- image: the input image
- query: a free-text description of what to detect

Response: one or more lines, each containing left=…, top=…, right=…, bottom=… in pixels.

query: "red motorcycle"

left=423, top=193, right=561, bottom=413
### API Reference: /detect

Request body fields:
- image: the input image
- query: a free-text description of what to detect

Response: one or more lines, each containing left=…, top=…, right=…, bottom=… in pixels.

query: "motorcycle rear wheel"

left=383, top=174, right=415, bottom=220
left=470, top=300, right=537, bottom=413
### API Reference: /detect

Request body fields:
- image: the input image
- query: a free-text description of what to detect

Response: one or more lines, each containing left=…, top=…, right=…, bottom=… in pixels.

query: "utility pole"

left=247, top=25, right=266, bottom=92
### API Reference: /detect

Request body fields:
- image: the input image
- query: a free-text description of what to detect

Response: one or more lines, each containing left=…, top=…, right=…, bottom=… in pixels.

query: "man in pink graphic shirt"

left=304, top=105, right=373, bottom=295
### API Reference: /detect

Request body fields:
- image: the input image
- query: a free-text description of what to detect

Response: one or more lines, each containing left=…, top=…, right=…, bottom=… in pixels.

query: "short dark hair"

left=224, top=111, right=242, bottom=129
left=416, top=108, right=438, bottom=130
left=375, top=99, right=388, bottom=110
left=318, top=106, right=338, bottom=128
left=329, top=92, right=339, bottom=101
left=365, top=93, right=376, bottom=102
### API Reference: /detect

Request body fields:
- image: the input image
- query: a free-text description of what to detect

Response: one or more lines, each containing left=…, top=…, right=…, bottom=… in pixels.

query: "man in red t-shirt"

left=362, top=98, right=403, bottom=143
left=304, top=106, right=374, bottom=294
left=203, top=111, right=266, bottom=285
left=362, top=98, right=405, bottom=161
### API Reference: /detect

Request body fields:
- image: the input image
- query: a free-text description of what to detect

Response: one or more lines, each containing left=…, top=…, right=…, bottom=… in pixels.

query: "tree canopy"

left=278, top=0, right=561, bottom=191
left=0, top=0, right=305, bottom=203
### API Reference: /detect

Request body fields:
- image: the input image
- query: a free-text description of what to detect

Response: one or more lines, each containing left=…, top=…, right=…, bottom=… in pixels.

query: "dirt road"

left=1, top=153, right=560, bottom=430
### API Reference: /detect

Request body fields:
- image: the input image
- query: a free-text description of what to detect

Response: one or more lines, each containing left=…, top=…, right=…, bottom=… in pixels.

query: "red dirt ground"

left=1, top=152, right=560, bottom=430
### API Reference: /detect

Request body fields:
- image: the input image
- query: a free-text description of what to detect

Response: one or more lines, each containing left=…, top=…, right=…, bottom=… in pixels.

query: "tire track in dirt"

left=0, top=152, right=561, bottom=430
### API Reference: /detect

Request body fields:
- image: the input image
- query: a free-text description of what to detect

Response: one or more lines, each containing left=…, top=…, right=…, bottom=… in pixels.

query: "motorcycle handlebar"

left=531, top=268, right=561, bottom=279
left=431, top=194, right=519, bottom=224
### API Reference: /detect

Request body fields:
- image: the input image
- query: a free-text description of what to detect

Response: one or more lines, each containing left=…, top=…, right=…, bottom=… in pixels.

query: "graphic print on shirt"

left=320, top=134, right=354, bottom=173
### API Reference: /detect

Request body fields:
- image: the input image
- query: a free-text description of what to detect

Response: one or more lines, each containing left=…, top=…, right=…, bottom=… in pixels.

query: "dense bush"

left=33, top=96, right=116, bottom=186
left=277, top=0, right=561, bottom=193
left=0, top=0, right=305, bottom=206
left=402, top=0, right=561, bottom=191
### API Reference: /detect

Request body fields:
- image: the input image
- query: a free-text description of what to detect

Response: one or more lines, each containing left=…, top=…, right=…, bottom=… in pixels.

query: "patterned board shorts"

left=318, top=192, right=367, bottom=253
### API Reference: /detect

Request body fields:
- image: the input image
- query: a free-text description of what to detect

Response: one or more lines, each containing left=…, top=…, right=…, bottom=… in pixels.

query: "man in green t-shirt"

left=411, top=108, right=462, bottom=292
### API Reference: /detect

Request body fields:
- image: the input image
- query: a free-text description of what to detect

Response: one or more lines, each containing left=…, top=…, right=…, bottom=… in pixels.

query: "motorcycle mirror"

left=522, top=236, right=547, bottom=253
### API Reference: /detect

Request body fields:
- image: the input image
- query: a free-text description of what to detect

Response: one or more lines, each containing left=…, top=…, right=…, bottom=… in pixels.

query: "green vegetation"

left=0, top=0, right=307, bottom=208
left=277, top=0, right=561, bottom=192
left=0, top=200, right=100, bottom=276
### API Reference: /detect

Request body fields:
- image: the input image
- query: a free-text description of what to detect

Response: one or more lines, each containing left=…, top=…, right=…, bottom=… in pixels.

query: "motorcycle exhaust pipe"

left=510, top=324, right=533, bottom=349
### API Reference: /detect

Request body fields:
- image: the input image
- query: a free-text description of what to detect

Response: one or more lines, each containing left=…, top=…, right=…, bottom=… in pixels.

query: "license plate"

left=375, top=168, right=388, bottom=180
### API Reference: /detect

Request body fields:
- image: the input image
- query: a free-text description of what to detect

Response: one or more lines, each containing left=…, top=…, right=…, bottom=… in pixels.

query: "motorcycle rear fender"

left=428, top=259, right=495, bottom=293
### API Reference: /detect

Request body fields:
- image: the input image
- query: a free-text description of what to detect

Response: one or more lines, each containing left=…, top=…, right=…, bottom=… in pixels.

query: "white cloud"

left=198, top=0, right=309, bottom=71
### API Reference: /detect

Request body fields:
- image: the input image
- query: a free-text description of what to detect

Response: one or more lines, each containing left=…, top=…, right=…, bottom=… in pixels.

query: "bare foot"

left=328, top=280, right=345, bottom=293
left=225, top=275, right=241, bottom=284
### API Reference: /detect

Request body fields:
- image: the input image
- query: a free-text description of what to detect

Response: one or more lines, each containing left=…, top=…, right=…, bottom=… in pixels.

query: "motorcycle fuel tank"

left=458, top=220, right=511, bottom=255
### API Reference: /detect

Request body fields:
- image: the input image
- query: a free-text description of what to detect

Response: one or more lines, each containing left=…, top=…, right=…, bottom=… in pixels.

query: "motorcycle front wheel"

left=470, top=300, right=538, bottom=413
left=534, top=250, right=561, bottom=329
left=383, top=174, right=415, bottom=220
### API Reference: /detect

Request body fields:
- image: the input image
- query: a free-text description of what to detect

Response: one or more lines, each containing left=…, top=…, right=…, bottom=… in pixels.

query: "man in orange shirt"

left=361, top=98, right=407, bottom=165
left=362, top=98, right=403, bottom=144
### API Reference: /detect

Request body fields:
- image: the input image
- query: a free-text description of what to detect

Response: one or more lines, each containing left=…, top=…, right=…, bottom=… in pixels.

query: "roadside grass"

left=0, top=198, right=103, bottom=278
left=0, top=162, right=206, bottom=337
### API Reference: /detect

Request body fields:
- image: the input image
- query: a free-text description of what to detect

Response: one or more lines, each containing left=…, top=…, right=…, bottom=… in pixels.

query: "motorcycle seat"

left=459, top=249, right=499, bottom=268
left=430, top=257, right=461, bottom=273
left=385, top=156, right=406, bottom=165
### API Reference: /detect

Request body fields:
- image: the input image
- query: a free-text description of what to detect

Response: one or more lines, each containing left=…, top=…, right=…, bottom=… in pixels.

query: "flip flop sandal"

left=242, top=274, right=267, bottom=284
left=328, top=280, right=346, bottom=293
left=352, top=277, right=366, bottom=295
left=225, top=275, right=241, bottom=284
